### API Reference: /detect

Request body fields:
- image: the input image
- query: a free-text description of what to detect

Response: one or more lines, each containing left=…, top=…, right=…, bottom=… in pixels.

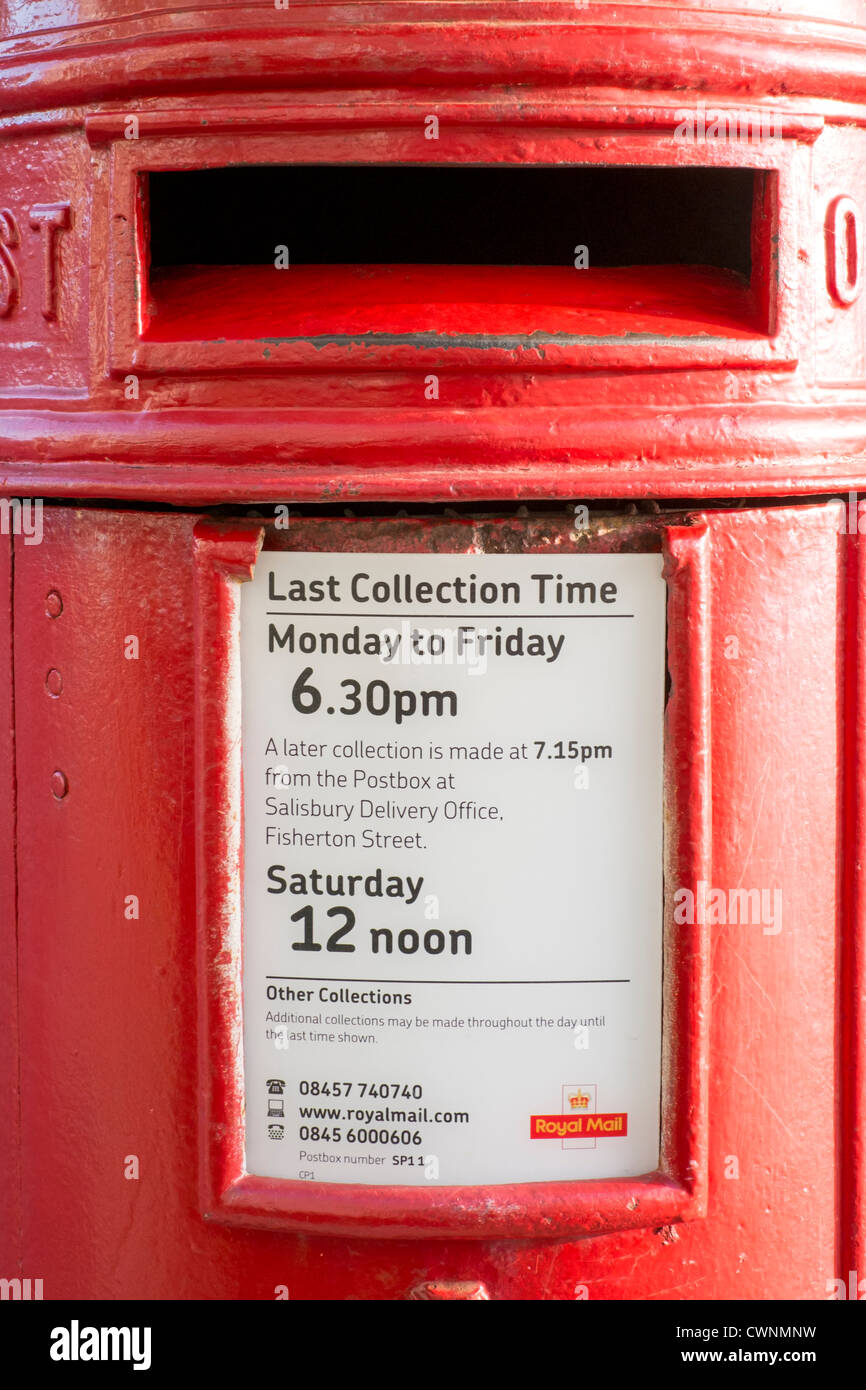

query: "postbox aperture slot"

left=142, top=166, right=768, bottom=342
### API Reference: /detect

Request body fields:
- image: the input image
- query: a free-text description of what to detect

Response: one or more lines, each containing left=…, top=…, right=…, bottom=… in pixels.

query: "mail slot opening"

left=142, top=166, right=772, bottom=341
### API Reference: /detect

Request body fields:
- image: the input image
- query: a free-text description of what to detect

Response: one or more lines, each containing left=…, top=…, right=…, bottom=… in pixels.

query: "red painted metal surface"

left=0, top=533, right=19, bottom=1287
left=408, top=1280, right=490, bottom=1299
left=7, top=503, right=845, bottom=1296
left=147, top=265, right=764, bottom=341
left=0, top=6, right=865, bottom=500
left=0, top=1, right=863, bottom=1299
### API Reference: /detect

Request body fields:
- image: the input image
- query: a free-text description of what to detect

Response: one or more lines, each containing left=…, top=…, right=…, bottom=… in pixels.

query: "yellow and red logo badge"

left=530, top=1113, right=628, bottom=1138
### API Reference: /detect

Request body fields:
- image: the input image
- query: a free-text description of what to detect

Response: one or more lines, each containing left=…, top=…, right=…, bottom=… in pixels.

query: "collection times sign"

left=241, top=552, right=665, bottom=1186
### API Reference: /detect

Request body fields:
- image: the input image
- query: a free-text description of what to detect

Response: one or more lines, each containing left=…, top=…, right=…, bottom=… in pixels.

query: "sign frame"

left=192, top=512, right=710, bottom=1239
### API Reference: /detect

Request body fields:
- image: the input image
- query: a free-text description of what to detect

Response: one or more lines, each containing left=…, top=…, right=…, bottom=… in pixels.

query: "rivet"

left=45, top=590, right=63, bottom=618
left=50, top=770, right=68, bottom=799
left=45, top=668, right=63, bottom=697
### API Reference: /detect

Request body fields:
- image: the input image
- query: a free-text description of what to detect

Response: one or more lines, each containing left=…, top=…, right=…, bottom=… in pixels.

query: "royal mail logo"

left=530, top=1112, right=628, bottom=1139
left=568, top=1090, right=591, bottom=1110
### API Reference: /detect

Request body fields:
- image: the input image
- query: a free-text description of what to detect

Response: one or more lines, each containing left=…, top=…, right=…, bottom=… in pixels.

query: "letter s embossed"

left=0, top=209, right=21, bottom=317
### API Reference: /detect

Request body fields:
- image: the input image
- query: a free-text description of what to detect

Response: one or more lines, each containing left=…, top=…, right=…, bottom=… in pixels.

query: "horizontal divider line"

left=266, top=976, right=631, bottom=985
left=265, top=611, right=635, bottom=619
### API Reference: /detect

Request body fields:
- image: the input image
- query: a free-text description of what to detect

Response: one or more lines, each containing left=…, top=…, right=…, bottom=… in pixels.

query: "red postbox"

left=0, top=1, right=864, bottom=1304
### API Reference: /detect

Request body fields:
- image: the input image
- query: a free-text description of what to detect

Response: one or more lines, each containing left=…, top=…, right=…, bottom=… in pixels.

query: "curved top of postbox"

left=2, top=1, right=866, bottom=114
left=2, top=0, right=864, bottom=20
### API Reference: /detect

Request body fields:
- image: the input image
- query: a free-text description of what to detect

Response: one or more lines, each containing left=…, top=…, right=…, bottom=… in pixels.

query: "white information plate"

left=240, top=550, right=666, bottom=1186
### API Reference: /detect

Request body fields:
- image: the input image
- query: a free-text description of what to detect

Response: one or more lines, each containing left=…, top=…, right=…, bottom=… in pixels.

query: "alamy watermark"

left=50, top=1321, right=151, bottom=1370
left=0, top=1276, right=43, bottom=1299
left=674, top=881, right=782, bottom=936
left=827, top=1271, right=866, bottom=1300
left=830, top=491, right=866, bottom=533
left=674, top=109, right=783, bottom=144
left=0, top=496, right=42, bottom=545
left=378, top=621, right=490, bottom=676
